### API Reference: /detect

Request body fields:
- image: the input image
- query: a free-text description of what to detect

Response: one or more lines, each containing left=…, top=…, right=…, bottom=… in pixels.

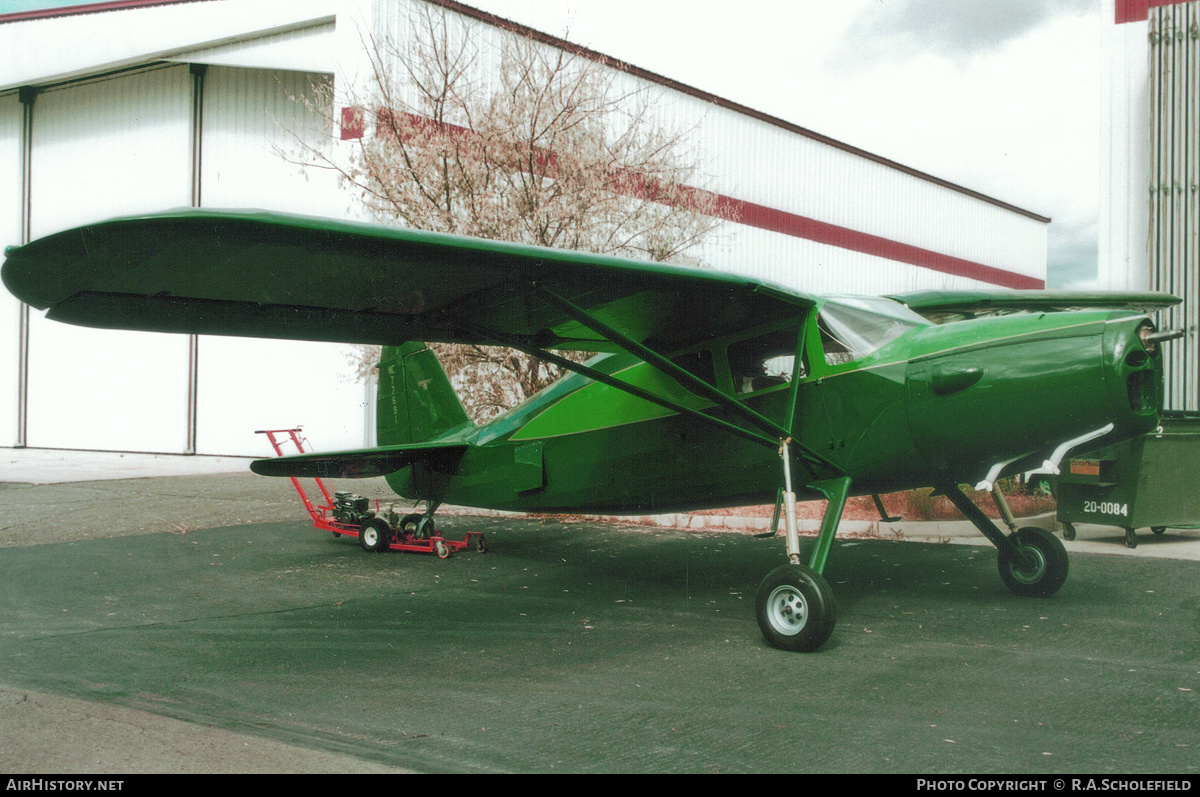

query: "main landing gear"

left=754, top=441, right=849, bottom=652
left=754, top=450, right=1071, bottom=653
left=756, top=563, right=839, bottom=652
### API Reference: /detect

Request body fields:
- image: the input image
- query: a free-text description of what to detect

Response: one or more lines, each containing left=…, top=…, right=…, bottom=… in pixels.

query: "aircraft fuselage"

left=385, top=302, right=1163, bottom=514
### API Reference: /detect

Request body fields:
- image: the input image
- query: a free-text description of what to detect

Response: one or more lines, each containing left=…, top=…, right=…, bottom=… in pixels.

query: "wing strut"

left=457, top=322, right=778, bottom=449
left=532, top=284, right=843, bottom=477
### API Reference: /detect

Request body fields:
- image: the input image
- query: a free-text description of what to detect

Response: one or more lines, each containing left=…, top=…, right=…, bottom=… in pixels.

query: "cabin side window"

left=727, top=327, right=804, bottom=395
left=670, top=349, right=717, bottom=387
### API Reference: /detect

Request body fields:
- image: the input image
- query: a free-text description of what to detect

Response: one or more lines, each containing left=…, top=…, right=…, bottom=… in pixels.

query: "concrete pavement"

left=1, top=447, right=1198, bottom=773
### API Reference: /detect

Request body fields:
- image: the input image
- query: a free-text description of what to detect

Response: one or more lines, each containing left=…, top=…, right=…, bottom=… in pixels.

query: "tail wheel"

left=755, top=564, right=837, bottom=652
left=998, top=526, right=1068, bottom=597
left=358, top=517, right=392, bottom=553
left=416, top=516, right=436, bottom=540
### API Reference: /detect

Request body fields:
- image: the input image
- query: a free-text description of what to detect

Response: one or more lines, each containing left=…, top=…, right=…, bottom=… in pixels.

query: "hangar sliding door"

left=0, top=94, right=22, bottom=448
left=194, top=66, right=370, bottom=457
left=25, top=66, right=193, bottom=453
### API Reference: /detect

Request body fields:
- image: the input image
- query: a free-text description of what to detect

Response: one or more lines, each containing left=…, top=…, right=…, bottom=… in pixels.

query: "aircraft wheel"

left=755, top=564, right=837, bottom=652
left=399, top=514, right=422, bottom=537
left=416, top=516, right=436, bottom=540
left=1152, top=526, right=1166, bottom=536
left=358, top=518, right=391, bottom=553
left=998, top=527, right=1068, bottom=597
left=472, top=535, right=487, bottom=553
left=433, top=539, right=451, bottom=560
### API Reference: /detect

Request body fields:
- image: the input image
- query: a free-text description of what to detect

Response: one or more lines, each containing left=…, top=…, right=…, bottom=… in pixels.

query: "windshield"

left=817, top=298, right=926, bottom=365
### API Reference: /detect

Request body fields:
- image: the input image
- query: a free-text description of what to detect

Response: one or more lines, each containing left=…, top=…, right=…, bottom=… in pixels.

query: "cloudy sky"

left=466, top=0, right=1104, bottom=288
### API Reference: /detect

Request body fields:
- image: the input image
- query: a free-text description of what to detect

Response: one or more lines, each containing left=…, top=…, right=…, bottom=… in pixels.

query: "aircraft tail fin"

left=376, top=342, right=473, bottom=447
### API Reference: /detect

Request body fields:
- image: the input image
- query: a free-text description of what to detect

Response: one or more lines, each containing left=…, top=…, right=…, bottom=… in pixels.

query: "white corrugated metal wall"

left=1100, top=0, right=1154, bottom=293
left=1149, top=3, right=1200, bottom=411
left=686, top=98, right=1048, bottom=288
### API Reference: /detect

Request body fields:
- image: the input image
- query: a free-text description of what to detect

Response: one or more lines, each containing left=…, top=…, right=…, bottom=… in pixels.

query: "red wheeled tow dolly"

left=257, top=428, right=485, bottom=559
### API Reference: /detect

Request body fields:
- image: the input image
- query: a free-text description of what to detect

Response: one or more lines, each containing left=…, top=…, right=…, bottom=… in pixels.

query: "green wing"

left=2, top=208, right=814, bottom=352
left=890, top=289, right=1180, bottom=323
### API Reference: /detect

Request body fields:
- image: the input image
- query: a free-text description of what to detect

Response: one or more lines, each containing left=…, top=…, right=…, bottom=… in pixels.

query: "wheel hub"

left=1008, top=545, right=1047, bottom=584
left=766, top=585, right=809, bottom=635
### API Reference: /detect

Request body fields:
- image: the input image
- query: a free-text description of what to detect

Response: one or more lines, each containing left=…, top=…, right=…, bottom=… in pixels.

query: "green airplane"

left=2, top=209, right=1182, bottom=652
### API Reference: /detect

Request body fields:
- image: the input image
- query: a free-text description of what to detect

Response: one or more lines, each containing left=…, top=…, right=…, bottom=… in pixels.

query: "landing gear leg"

left=755, top=440, right=847, bottom=652
left=399, top=501, right=442, bottom=540
left=941, top=483, right=1069, bottom=597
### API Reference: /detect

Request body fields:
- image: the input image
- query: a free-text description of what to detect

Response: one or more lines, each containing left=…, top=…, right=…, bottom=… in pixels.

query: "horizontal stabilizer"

left=251, top=440, right=469, bottom=479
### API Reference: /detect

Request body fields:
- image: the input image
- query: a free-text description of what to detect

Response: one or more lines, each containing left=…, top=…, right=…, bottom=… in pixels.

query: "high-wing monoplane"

left=2, top=209, right=1181, bottom=651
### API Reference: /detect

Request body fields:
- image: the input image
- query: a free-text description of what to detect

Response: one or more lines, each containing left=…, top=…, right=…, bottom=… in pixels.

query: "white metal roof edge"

left=0, top=17, right=335, bottom=92
left=160, top=19, right=336, bottom=75
left=0, top=0, right=338, bottom=92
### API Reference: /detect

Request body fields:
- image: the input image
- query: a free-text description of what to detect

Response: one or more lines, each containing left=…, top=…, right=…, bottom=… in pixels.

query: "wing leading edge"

left=2, top=208, right=816, bottom=354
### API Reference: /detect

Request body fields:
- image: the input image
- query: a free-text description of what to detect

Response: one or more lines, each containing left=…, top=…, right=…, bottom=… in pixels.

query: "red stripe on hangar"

left=342, top=108, right=1045, bottom=290
left=1116, top=0, right=1200, bottom=23
left=705, top=193, right=1045, bottom=290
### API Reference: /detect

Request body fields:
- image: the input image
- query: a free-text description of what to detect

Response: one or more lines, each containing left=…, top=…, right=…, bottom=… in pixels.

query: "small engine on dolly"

left=331, top=491, right=375, bottom=526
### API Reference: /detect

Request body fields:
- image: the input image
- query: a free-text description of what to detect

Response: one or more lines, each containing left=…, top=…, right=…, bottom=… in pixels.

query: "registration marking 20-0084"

left=1083, top=500, right=1129, bottom=517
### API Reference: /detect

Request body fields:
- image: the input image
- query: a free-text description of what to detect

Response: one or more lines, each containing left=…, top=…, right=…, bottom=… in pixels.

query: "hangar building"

left=0, top=0, right=1050, bottom=457
left=1102, top=0, right=1200, bottom=411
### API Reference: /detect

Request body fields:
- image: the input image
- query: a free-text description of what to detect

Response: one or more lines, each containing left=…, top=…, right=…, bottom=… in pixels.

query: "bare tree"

left=300, top=3, right=728, bottom=421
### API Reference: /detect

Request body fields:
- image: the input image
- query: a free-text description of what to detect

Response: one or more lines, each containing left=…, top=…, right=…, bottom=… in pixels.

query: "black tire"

left=358, top=517, right=392, bottom=553
left=1151, top=526, right=1167, bottom=536
left=472, top=535, right=487, bottom=553
left=754, top=564, right=837, bottom=652
left=998, top=526, right=1068, bottom=597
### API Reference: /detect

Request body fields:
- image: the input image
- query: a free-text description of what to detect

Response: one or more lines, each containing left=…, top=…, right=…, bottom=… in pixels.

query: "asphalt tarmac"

left=1, top=457, right=1199, bottom=774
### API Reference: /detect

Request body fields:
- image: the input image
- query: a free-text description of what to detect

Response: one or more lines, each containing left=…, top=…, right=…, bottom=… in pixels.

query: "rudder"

left=376, top=343, right=472, bottom=446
